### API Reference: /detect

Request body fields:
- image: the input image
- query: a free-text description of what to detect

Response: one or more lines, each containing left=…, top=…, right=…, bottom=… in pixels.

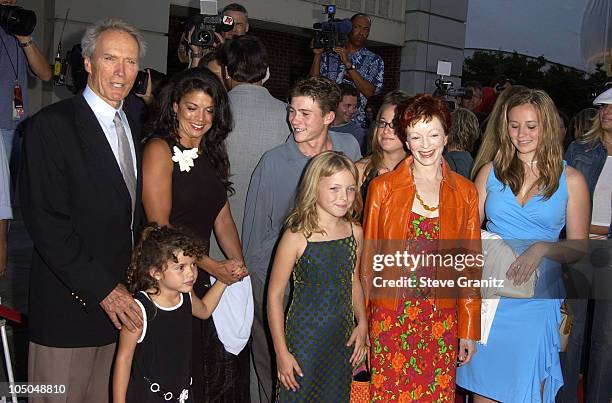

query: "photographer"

left=179, top=3, right=249, bottom=67
left=1, top=0, right=51, bottom=274
left=1, top=0, right=51, bottom=160
left=310, top=13, right=384, bottom=128
left=459, top=81, right=483, bottom=112
left=221, top=3, right=249, bottom=39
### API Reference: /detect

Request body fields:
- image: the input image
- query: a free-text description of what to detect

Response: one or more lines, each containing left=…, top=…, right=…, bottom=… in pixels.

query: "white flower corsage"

left=171, top=146, right=199, bottom=172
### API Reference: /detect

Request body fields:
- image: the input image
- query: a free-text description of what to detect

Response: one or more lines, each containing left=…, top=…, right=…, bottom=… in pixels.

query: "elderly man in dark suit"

left=19, top=18, right=145, bottom=402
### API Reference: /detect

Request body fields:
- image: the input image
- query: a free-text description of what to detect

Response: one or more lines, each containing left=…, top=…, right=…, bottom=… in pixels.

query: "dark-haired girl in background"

left=355, top=90, right=410, bottom=202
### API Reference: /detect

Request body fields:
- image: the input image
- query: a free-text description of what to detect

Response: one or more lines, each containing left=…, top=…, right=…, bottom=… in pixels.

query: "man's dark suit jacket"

left=19, top=93, right=144, bottom=347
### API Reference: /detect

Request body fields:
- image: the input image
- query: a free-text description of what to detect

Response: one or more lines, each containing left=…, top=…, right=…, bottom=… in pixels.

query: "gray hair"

left=222, top=3, right=248, bottom=18
left=81, top=18, right=147, bottom=61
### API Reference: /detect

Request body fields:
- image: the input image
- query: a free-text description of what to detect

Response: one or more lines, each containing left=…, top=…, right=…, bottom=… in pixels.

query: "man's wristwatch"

left=345, top=64, right=355, bottom=71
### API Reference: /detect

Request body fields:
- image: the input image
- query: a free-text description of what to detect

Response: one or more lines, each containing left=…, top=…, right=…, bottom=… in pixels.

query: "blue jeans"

left=559, top=286, right=612, bottom=402
left=587, top=299, right=612, bottom=402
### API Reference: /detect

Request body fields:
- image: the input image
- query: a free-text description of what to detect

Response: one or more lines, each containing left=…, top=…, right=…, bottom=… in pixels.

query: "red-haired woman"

left=361, top=94, right=481, bottom=401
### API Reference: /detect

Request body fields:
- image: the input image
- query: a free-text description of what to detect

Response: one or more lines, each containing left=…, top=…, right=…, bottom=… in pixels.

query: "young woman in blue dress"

left=457, top=89, right=589, bottom=402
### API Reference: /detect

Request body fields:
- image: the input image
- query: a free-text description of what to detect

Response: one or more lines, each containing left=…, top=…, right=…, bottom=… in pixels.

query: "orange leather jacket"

left=361, top=157, right=482, bottom=340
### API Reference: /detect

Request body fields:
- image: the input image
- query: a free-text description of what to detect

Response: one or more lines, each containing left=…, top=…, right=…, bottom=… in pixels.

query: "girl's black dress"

left=126, top=291, right=193, bottom=402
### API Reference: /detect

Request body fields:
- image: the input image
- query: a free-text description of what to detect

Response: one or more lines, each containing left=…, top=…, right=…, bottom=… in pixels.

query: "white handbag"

left=481, top=230, right=536, bottom=299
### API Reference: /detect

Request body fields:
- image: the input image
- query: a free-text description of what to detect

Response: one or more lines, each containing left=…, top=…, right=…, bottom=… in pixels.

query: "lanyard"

left=0, top=33, right=19, bottom=81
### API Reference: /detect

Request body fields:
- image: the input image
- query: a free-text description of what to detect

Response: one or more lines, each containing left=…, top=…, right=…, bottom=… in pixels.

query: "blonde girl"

left=268, top=151, right=368, bottom=402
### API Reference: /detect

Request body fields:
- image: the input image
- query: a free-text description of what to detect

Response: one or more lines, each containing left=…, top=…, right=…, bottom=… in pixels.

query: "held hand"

left=100, top=284, right=143, bottom=332
left=333, top=46, right=350, bottom=65
left=458, top=338, right=476, bottom=366
left=506, top=242, right=544, bottom=286
left=276, top=351, right=303, bottom=392
left=310, top=39, right=324, bottom=55
left=207, top=258, right=245, bottom=285
left=347, top=323, right=369, bottom=367
left=232, top=264, right=249, bottom=282
left=225, top=258, right=248, bottom=282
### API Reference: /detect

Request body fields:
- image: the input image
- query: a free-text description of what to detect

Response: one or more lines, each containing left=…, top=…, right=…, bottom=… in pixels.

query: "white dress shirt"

left=83, top=85, right=138, bottom=177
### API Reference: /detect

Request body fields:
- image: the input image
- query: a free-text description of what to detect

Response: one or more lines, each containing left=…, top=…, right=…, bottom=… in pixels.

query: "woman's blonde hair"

left=569, top=108, right=598, bottom=141
left=493, top=89, right=563, bottom=200
left=286, top=151, right=362, bottom=237
left=364, top=90, right=412, bottom=179
left=580, top=108, right=605, bottom=145
left=471, top=85, right=530, bottom=179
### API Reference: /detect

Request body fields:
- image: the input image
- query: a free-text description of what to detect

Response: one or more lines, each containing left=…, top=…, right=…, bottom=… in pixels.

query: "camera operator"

left=179, top=3, right=249, bottom=67
left=221, top=3, right=249, bottom=39
left=310, top=12, right=384, bottom=128
left=459, top=81, right=483, bottom=112
left=1, top=0, right=51, bottom=274
left=1, top=0, right=51, bottom=159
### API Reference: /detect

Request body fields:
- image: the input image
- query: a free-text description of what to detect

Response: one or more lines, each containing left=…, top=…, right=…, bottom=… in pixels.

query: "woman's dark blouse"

left=167, top=140, right=227, bottom=246
left=161, top=138, right=228, bottom=402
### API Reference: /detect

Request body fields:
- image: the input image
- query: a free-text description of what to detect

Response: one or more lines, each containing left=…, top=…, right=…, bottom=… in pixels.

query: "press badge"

left=13, top=83, right=25, bottom=120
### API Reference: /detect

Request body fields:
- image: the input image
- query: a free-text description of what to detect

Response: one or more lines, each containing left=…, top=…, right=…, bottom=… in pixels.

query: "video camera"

left=432, top=61, right=472, bottom=110
left=0, top=4, right=36, bottom=36
left=187, top=14, right=233, bottom=47
left=185, top=0, right=233, bottom=48
left=312, top=5, right=351, bottom=50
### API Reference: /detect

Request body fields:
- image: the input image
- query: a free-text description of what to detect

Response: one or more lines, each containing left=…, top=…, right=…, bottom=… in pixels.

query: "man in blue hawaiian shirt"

left=310, top=13, right=384, bottom=128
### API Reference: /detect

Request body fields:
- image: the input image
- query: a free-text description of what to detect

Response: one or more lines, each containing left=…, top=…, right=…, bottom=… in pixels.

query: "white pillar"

left=400, top=0, right=469, bottom=94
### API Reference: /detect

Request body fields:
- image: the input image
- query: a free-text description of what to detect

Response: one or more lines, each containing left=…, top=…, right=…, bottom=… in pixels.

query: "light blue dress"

left=456, top=164, right=567, bottom=402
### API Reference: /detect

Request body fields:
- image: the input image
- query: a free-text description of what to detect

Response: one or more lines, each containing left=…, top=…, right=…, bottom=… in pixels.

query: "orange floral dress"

left=369, top=212, right=458, bottom=402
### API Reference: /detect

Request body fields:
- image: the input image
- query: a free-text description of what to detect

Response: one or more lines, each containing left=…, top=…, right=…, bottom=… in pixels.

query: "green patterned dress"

left=277, top=233, right=357, bottom=402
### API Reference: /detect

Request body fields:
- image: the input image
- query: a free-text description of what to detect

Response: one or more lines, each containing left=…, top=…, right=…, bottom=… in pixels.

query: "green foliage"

left=463, top=50, right=609, bottom=116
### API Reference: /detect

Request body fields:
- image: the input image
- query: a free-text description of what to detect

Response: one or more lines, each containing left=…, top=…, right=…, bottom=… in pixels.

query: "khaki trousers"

left=28, top=342, right=116, bottom=403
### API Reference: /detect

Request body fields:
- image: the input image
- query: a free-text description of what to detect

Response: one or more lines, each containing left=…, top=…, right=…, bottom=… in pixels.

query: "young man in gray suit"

left=243, top=76, right=361, bottom=402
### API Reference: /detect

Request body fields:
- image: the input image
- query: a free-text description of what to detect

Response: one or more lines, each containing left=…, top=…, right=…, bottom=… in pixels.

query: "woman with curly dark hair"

left=142, top=68, right=252, bottom=402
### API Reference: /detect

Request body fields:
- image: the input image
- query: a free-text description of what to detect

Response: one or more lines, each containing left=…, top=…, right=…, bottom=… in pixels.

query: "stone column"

left=401, top=0, right=468, bottom=94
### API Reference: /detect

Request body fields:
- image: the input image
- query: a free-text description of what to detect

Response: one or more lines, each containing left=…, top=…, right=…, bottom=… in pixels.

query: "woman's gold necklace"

left=415, top=190, right=439, bottom=212
left=412, top=165, right=440, bottom=212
